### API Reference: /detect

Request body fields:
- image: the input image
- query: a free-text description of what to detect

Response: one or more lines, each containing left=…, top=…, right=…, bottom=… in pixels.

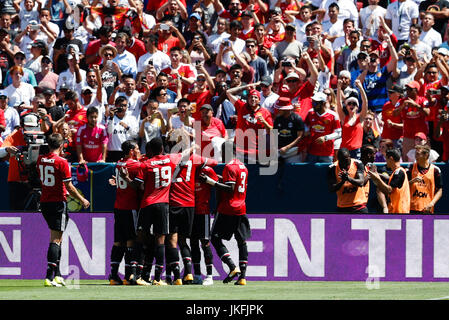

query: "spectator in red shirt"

left=213, top=0, right=243, bottom=22
left=63, top=90, right=87, bottom=137
left=199, top=104, right=227, bottom=160
left=382, top=84, right=404, bottom=147
left=161, top=46, right=196, bottom=96
left=152, top=21, right=187, bottom=55
left=393, top=80, right=430, bottom=160
left=304, top=92, right=342, bottom=163
left=226, top=88, right=273, bottom=162
left=435, top=103, right=449, bottom=162
left=85, top=26, right=115, bottom=67
left=186, top=64, right=215, bottom=121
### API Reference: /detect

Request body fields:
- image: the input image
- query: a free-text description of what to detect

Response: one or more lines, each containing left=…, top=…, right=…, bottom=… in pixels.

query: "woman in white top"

left=4, top=66, right=35, bottom=109
left=24, top=39, right=48, bottom=74
left=138, top=99, right=167, bottom=153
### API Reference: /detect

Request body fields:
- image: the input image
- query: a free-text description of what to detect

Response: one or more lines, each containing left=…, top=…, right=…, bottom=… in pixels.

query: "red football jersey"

left=169, top=153, right=218, bottom=207
left=137, top=154, right=178, bottom=208
left=194, top=166, right=219, bottom=215
left=37, top=152, right=72, bottom=202
left=399, top=97, right=429, bottom=139
left=114, top=157, right=142, bottom=210
left=217, top=158, right=248, bottom=216
left=304, top=109, right=341, bottom=157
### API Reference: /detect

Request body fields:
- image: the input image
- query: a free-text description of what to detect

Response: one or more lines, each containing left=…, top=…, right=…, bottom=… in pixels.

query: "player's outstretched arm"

left=64, top=181, right=90, bottom=209
left=200, top=173, right=233, bottom=193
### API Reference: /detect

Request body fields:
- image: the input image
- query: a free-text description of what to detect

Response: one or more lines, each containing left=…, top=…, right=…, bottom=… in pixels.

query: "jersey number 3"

left=39, top=165, right=55, bottom=187
left=238, top=172, right=247, bottom=193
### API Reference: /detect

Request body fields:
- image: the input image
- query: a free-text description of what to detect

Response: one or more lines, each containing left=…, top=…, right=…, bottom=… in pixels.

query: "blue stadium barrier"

left=0, top=161, right=447, bottom=213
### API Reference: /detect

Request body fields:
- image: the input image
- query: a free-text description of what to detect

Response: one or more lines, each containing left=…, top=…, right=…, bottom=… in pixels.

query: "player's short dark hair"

left=170, top=46, right=182, bottom=53
left=337, top=148, right=350, bottom=159
left=300, top=4, right=311, bottom=11
left=343, top=18, right=354, bottom=26
left=386, top=148, right=401, bottom=162
left=121, top=140, right=138, bottom=154
left=64, top=90, right=78, bottom=102
left=177, top=98, right=190, bottom=106
left=229, top=64, right=243, bottom=71
left=47, top=133, right=64, bottom=150
left=115, top=96, right=128, bottom=106
left=156, top=72, right=168, bottom=79
left=410, top=23, right=422, bottom=33
left=230, top=20, right=243, bottom=30
left=121, top=74, right=135, bottom=82
left=98, top=25, right=113, bottom=36
left=146, top=137, right=164, bottom=156
left=329, top=2, right=339, bottom=10
left=86, top=106, right=99, bottom=117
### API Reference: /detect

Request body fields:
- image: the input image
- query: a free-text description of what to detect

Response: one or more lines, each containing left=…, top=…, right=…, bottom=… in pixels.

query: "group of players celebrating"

left=37, top=133, right=250, bottom=287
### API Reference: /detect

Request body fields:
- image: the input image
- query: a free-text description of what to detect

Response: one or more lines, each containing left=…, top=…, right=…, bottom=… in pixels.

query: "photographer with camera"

left=1, top=112, right=47, bottom=210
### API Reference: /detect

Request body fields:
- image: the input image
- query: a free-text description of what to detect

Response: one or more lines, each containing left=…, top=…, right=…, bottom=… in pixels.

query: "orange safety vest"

left=410, top=163, right=436, bottom=213
left=335, top=159, right=368, bottom=208
left=388, top=167, right=410, bottom=214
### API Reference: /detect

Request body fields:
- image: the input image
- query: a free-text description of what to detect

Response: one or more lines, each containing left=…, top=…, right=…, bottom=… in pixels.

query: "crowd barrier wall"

left=0, top=162, right=448, bottom=213
left=1, top=213, right=449, bottom=281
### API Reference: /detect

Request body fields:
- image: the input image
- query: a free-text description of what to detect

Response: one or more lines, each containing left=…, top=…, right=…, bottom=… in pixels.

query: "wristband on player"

left=204, top=176, right=216, bottom=186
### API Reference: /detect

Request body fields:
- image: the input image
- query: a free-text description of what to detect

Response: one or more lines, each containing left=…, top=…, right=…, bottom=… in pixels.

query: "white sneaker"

left=54, top=276, right=66, bottom=286
left=203, top=275, right=213, bottom=286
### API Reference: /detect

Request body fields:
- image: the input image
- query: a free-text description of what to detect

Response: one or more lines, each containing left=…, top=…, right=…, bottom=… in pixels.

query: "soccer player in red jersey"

left=108, top=140, right=145, bottom=286
left=37, top=133, right=90, bottom=287
left=191, top=165, right=219, bottom=285
left=166, top=148, right=218, bottom=284
left=201, top=141, right=250, bottom=285
left=122, top=137, right=178, bottom=285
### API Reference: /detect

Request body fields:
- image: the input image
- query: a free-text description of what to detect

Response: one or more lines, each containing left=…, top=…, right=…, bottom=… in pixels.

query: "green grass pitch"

left=1, top=280, right=449, bottom=300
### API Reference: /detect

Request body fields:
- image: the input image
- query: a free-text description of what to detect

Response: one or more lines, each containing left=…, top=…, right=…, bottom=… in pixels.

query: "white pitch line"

left=428, top=296, right=449, bottom=300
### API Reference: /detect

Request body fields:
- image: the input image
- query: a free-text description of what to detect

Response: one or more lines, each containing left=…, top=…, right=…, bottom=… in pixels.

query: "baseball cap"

left=14, top=51, right=26, bottom=58
left=437, top=47, right=449, bottom=56
left=338, top=70, right=351, bottom=79
left=42, top=87, right=55, bottom=95
left=241, top=11, right=252, bottom=17
left=357, top=51, right=368, bottom=59
left=41, top=55, right=52, bottom=64
left=23, top=114, right=39, bottom=127
left=311, top=92, right=327, bottom=102
left=415, top=132, right=427, bottom=140
left=441, top=85, right=449, bottom=91
left=189, top=12, right=202, bottom=21
left=82, top=87, right=93, bottom=94
left=0, top=90, right=7, bottom=98
left=64, top=17, right=75, bottom=30
left=405, top=80, right=421, bottom=91
left=260, top=76, right=272, bottom=86
left=31, top=39, right=46, bottom=48
left=345, top=96, right=359, bottom=106
left=59, top=83, right=69, bottom=91
left=284, top=72, right=300, bottom=80
left=270, top=7, right=282, bottom=15
left=388, top=84, right=404, bottom=94
left=200, top=104, right=213, bottom=111
left=275, top=97, right=293, bottom=110
left=248, top=89, right=260, bottom=99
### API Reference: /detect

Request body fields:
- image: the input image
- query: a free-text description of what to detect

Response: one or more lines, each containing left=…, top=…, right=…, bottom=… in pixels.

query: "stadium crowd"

left=0, top=0, right=447, bottom=287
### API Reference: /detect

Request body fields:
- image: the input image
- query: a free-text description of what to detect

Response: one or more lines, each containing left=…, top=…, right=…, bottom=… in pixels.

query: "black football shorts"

left=41, top=201, right=69, bottom=232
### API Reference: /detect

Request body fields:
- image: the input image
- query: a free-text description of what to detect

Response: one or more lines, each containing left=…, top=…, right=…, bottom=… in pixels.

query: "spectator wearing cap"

left=24, top=40, right=48, bottom=74
left=41, top=87, right=65, bottom=125
left=156, top=0, right=188, bottom=32
left=3, top=51, right=37, bottom=88
left=277, top=51, right=318, bottom=120
left=349, top=51, right=369, bottom=83
left=358, top=35, right=398, bottom=131
left=52, top=19, right=84, bottom=74
left=199, top=103, right=227, bottom=160
left=35, top=55, right=58, bottom=90
left=226, top=88, right=273, bottom=162
left=420, top=13, right=442, bottom=49
left=4, top=66, right=35, bottom=110
left=392, top=48, right=420, bottom=89
left=137, top=34, right=171, bottom=76
left=259, top=76, right=279, bottom=116
left=85, top=26, right=115, bottom=66
left=56, top=46, right=86, bottom=92
left=273, top=23, right=302, bottom=62
left=407, top=132, right=440, bottom=162
left=304, top=91, right=341, bottom=163
left=0, top=89, right=19, bottom=140
left=393, top=80, right=430, bottom=160
left=382, top=84, right=404, bottom=146
left=273, top=96, right=305, bottom=163
left=183, top=12, right=207, bottom=48
left=336, top=79, right=369, bottom=159
left=186, top=64, right=215, bottom=121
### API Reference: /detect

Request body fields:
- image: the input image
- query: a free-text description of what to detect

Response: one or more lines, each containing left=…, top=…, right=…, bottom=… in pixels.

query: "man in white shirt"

left=259, top=76, right=279, bottom=115
left=207, top=17, right=230, bottom=54
left=0, top=90, right=20, bottom=140
left=137, top=34, right=171, bottom=76
left=57, top=53, right=86, bottom=91
left=359, top=0, right=387, bottom=39
left=112, top=32, right=137, bottom=79
left=321, top=2, right=344, bottom=43
left=409, top=23, right=432, bottom=61
left=317, top=0, right=359, bottom=28
left=385, top=0, right=419, bottom=44
left=420, top=13, right=442, bottom=49
left=221, top=20, right=246, bottom=66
